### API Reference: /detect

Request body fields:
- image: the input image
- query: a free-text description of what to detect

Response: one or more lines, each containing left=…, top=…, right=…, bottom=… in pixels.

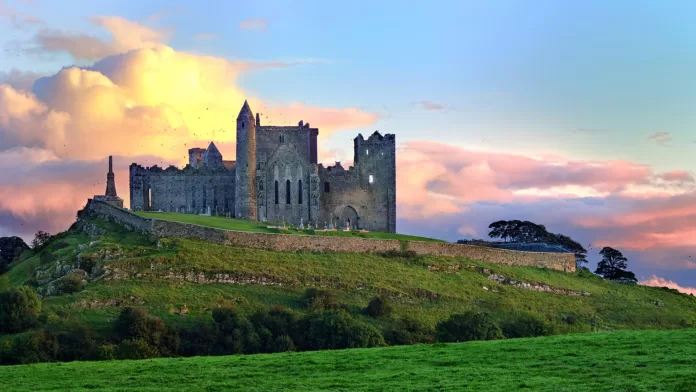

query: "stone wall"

left=149, top=220, right=575, bottom=273
left=86, top=197, right=575, bottom=273
left=83, top=200, right=153, bottom=232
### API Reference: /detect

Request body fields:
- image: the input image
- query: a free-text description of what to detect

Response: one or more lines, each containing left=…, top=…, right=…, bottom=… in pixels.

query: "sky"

left=0, top=0, right=695, bottom=293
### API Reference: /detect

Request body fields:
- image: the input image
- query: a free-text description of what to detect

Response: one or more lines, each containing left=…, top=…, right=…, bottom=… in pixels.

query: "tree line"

left=0, top=286, right=569, bottom=365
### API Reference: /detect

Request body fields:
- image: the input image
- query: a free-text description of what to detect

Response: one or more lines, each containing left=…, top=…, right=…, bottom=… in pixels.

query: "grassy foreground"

left=2, top=328, right=695, bottom=392
left=135, top=211, right=443, bottom=242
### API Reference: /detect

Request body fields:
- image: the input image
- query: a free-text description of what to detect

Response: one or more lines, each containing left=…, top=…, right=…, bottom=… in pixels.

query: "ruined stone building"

left=95, top=156, right=123, bottom=208
left=129, top=101, right=397, bottom=232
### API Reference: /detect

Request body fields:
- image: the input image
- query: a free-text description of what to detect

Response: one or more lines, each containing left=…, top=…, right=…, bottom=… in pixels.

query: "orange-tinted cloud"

left=640, top=275, right=696, bottom=295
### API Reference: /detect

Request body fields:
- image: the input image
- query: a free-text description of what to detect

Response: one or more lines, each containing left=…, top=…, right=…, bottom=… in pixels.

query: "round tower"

left=235, top=100, right=257, bottom=220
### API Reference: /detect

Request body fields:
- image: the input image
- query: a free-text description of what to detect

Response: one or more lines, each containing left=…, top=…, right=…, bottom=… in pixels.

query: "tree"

left=31, top=231, right=51, bottom=250
left=365, top=296, right=393, bottom=318
left=436, top=311, right=503, bottom=342
left=595, top=247, right=637, bottom=283
left=0, top=286, right=42, bottom=333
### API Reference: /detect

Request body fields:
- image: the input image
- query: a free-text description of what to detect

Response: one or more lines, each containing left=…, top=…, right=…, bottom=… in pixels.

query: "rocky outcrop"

left=0, top=236, right=29, bottom=263
left=428, top=263, right=590, bottom=297
left=71, top=296, right=145, bottom=309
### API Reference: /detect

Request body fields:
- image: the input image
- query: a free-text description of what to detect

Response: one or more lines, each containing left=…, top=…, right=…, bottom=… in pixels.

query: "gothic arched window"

left=274, top=181, right=279, bottom=205
left=298, top=180, right=303, bottom=204
left=286, top=179, right=291, bottom=204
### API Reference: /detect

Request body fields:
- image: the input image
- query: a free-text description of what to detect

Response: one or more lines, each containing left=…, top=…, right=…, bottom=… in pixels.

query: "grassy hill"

left=1, top=328, right=695, bottom=391
left=134, top=211, right=443, bottom=242
left=2, top=214, right=695, bottom=333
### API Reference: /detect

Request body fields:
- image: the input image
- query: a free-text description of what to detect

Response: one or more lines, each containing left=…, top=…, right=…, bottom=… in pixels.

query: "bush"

left=295, top=310, right=385, bottom=350
left=58, top=274, right=85, bottom=294
left=0, top=286, right=42, bottom=333
left=49, top=322, right=98, bottom=362
left=7, top=330, right=58, bottom=365
left=365, top=296, right=393, bottom=318
left=212, top=307, right=260, bottom=355
left=436, top=312, right=503, bottom=343
left=501, top=313, right=554, bottom=338
left=301, top=288, right=338, bottom=311
left=98, top=344, right=117, bottom=360
left=113, top=307, right=167, bottom=348
left=384, top=317, right=435, bottom=346
left=0, top=258, right=7, bottom=275
left=269, top=334, right=296, bottom=353
left=117, top=338, right=159, bottom=360
left=250, top=307, right=298, bottom=351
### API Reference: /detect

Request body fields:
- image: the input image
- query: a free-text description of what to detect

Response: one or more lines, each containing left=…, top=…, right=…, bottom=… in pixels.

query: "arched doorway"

left=338, top=205, right=359, bottom=230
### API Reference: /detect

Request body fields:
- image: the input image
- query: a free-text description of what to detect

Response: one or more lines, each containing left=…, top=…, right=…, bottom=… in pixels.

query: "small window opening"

left=286, top=179, right=291, bottom=204
left=324, top=182, right=330, bottom=193
left=298, top=180, right=303, bottom=204
left=369, top=175, right=374, bottom=184
left=274, top=181, right=279, bottom=204
left=366, top=149, right=369, bottom=155
left=242, top=122, right=245, bottom=128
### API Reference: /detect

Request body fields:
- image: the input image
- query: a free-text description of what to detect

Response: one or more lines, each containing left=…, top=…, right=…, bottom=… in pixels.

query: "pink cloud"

left=239, top=18, right=267, bottom=32
left=640, top=275, right=696, bottom=295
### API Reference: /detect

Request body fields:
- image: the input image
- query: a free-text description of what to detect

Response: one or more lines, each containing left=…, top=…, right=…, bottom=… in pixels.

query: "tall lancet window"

left=286, top=180, right=291, bottom=204
left=298, top=180, right=303, bottom=204
left=274, top=181, right=279, bottom=204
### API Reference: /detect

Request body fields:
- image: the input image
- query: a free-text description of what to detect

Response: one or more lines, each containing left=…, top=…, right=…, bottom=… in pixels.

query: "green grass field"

left=2, top=328, right=695, bottom=391
left=134, top=211, right=443, bottom=242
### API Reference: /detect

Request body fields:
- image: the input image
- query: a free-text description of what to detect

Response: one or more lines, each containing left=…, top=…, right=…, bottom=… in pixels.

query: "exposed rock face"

left=72, top=296, right=145, bottom=309
left=428, top=263, right=590, bottom=297
left=0, top=236, right=29, bottom=263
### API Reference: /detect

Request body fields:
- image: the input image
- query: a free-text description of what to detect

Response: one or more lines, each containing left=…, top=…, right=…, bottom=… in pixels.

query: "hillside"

left=3, top=214, right=695, bottom=333
left=2, top=328, right=695, bottom=391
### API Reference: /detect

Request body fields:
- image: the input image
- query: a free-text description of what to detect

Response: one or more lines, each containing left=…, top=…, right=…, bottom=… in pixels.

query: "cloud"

left=647, top=131, right=672, bottom=146
left=0, top=68, right=44, bottom=91
left=194, top=33, right=218, bottom=41
left=239, top=18, right=267, bottom=32
left=23, top=16, right=171, bottom=60
left=412, top=100, right=446, bottom=111
left=0, top=3, right=45, bottom=30
left=640, top=275, right=696, bottom=295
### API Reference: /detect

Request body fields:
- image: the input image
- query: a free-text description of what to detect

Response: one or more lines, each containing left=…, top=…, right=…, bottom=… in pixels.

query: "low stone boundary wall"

left=83, top=199, right=153, bottom=232
left=84, top=200, right=576, bottom=273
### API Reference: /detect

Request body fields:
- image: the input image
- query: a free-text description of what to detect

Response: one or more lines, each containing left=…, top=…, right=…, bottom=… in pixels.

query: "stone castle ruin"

left=129, top=101, right=397, bottom=233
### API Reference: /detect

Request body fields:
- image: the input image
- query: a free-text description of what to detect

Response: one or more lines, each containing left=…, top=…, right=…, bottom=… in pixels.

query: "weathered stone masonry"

left=84, top=200, right=576, bottom=273
left=130, top=100, right=397, bottom=233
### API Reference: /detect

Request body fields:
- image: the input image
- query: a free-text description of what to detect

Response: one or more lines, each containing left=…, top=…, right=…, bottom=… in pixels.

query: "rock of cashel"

left=129, top=100, right=397, bottom=233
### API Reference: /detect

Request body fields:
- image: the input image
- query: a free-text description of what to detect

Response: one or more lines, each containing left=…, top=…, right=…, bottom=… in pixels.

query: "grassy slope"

left=135, top=211, right=443, bottom=242
left=3, top=216, right=695, bottom=333
left=2, top=328, right=695, bottom=392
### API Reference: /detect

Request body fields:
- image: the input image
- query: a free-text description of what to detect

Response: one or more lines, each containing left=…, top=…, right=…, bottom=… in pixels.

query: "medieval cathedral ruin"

left=129, top=101, right=397, bottom=233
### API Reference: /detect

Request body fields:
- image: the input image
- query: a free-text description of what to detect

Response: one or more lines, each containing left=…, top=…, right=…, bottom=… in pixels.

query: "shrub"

left=8, top=330, right=58, bottom=365
left=501, top=313, right=554, bottom=338
left=113, top=307, right=167, bottom=348
left=365, top=296, right=393, bottom=318
left=117, top=338, right=159, bottom=360
left=50, top=322, right=98, bottom=362
left=301, top=288, right=338, bottom=311
left=211, top=307, right=259, bottom=355
left=58, top=274, right=86, bottom=294
left=269, top=334, right=295, bottom=353
left=0, top=258, right=7, bottom=275
left=384, top=317, right=435, bottom=346
left=436, top=311, right=503, bottom=342
left=0, top=286, right=42, bottom=333
left=295, top=310, right=385, bottom=350
left=98, top=344, right=117, bottom=360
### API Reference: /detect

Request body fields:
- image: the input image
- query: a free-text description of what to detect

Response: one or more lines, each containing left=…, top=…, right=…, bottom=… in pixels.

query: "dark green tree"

left=595, top=247, right=637, bottom=283
left=436, top=311, right=503, bottom=342
left=31, top=231, right=52, bottom=249
left=0, top=286, right=42, bottom=333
